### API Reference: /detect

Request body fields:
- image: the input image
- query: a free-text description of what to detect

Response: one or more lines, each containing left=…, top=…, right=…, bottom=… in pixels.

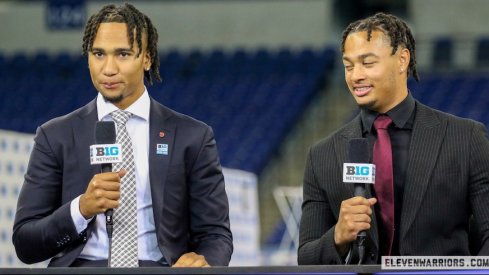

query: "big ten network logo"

left=343, top=163, right=376, bottom=184
left=89, top=144, right=122, bottom=164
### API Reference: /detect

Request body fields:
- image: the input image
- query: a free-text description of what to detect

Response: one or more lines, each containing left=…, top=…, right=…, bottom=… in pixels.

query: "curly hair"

left=82, top=3, right=161, bottom=85
left=341, top=12, right=419, bottom=82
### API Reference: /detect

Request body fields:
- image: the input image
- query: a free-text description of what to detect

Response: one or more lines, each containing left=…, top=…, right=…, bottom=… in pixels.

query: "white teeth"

left=355, top=87, right=370, bottom=92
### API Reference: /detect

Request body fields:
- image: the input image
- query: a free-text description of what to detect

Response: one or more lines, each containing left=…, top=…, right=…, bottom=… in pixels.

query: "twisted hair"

left=82, top=3, right=161, bottom=85
left=341, top=12, right=419, bottom=82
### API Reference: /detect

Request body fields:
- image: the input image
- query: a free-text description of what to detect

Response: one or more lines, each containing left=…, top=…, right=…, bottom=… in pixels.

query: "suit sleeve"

left=468, top=122, right=489, bottom=255
left=298, top=147, right=345, bottom=265
left=12, top=126, right=81, bottom=264
left=187, top=126, right=233, bottom=266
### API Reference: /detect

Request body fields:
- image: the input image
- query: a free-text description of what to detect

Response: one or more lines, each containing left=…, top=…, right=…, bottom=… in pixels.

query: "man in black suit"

left=298, top=12, right=489, bottom=265
left=13, top=3, right=232, bottom=267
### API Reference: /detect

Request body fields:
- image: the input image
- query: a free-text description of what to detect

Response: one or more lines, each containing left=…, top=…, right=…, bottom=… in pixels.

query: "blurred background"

left=1, top=0, right=489, bottom=267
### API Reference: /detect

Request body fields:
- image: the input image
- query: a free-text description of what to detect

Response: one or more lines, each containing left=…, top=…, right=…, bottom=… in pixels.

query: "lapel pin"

left=159, top=131, right=165, bottom=138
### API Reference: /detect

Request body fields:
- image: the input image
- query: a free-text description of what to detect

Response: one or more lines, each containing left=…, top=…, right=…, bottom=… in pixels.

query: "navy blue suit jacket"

left=13, top=98, right=233, bottom=266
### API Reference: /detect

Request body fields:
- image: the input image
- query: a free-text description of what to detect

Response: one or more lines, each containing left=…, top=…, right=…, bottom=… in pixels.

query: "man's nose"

left=103, top=56, right=118, bottom=76
left=350, top=66, right=366, bottom=82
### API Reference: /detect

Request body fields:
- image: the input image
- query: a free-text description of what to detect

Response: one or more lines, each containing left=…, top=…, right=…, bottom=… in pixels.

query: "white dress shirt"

left=70, top=89, right=164, bottom=262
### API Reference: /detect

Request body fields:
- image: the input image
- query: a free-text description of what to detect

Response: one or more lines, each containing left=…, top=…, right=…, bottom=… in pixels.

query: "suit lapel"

left=400, top=103, right=446, bottom=242
left=148, top=98, right=175, bottom=224
left=337, top=116, right=362, bottom=199
left=68, top=99, right=100, bottom=257
left=73, top=100, right=100, bottom=192
left=338, top=116, right=380, bottom=250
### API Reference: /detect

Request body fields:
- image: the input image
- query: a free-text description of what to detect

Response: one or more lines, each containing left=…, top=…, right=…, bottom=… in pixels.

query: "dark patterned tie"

left=110, top=110, right=138, bottom=267
left=373, top=115, right=394, bottom=256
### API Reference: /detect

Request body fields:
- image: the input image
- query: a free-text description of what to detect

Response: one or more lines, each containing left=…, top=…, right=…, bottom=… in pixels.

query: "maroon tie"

left=373, top=115, right=394, bottom=256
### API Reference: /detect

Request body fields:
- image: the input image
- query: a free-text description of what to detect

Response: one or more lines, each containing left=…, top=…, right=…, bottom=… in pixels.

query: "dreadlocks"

left=341, top=12, right=419, bottom=82
left=82, top=3, right=161, bottom=85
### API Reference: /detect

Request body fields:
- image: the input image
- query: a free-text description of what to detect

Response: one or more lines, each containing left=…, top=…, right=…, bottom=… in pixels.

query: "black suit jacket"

left=298, top=102, right=489, bottom=264
left=13, top=98, right=233, bottom=266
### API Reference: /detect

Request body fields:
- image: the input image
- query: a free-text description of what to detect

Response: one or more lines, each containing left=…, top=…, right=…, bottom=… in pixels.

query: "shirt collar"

left=97, top=87, right=150, bottom=121
left=361, top=92, right=416, bottom=134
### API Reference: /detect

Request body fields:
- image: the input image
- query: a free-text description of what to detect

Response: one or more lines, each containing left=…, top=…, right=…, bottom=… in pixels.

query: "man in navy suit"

left=13, top=3, right=232, bottom=267
left=298, top=12, right=489, bottom=264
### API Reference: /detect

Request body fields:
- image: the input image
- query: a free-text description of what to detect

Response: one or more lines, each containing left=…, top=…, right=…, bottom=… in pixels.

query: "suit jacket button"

left=370, top=253, right=375, bottom=260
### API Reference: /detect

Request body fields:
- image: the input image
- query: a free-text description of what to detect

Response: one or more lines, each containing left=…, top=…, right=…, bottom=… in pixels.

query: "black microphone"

left=343, top=138, right=374, bottom=264
left=93, top=121, right=118, bottom=225
left=95, top=121, right=117, bottom=173
left=93, top=121, right=118, bottom=267
left=347, top=138, right=371, bottom=198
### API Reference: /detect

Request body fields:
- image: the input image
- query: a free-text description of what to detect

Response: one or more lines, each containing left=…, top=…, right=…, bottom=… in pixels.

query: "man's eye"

left=93, top=52, right=104, bottom=57
left=120, top=52, right=130, bottom=57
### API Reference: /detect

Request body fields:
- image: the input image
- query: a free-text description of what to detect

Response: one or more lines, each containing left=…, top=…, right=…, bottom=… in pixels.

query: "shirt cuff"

left=70, top=195, right=93, bottom=234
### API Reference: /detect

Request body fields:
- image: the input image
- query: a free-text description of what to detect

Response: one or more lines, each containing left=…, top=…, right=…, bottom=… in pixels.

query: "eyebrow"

left=342, top=53, right=379, bottom=62
left=91, top=47, right=134, bottom=53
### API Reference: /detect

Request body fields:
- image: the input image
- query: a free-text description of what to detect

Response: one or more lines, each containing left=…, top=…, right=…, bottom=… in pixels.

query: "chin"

left=356, top=99, right=376, bottom=111
left=102, top=94, right=124, bottom=104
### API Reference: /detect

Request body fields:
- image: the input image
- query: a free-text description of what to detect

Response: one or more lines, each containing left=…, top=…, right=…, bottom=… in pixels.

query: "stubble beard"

left=351, top=90, right=375, bottom=110
left=354, top=96, right=378, bottom=112
left=358, top=100, right=375, bottom=110
left=102, top=94, right=124, bottom=104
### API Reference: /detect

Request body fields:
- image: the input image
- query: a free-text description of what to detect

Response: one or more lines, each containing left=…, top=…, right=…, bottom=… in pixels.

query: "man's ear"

left=144, top=52, right=151, bottom=71
left=399, top=48, right=410, bottom=73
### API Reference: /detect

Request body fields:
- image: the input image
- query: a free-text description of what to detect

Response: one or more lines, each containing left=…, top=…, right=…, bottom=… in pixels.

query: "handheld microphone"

left=92, top=121, right=121, bottom=266
left=92, top=121, right=121, bottom=222
left=93, top=121, right=118, bottom=171
left=343, top=138, right=375, bottom=264
left=90, top=121, right=122, bottom=267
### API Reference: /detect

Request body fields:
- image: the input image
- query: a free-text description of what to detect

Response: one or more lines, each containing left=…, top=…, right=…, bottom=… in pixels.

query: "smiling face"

left=342, top=30, right=410, bottom=113
left=88, top=22, right=151, bottom=110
